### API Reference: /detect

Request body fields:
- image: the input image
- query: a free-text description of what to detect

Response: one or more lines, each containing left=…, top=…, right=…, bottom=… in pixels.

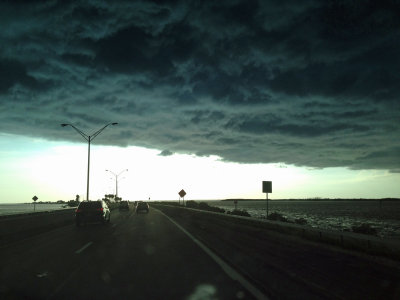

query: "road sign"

left=178, top=189, right=186, bottom=198
left=262, top=181, right=272, bottom=193
left=32, top=196, right=38, bottom=212
left=262, top=181, right=272, bottom=218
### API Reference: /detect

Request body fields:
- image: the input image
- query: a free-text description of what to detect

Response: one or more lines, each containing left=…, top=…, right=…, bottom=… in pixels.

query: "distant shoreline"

left=221, top=198, right=400, bottom=202
left=1, top=198, right=399, bottom=205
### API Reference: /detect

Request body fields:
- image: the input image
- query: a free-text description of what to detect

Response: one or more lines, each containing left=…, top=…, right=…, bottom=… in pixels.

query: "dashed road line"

left=156, top=209, right=269, bottom=300
left=75, top=241, right=93, bottom=254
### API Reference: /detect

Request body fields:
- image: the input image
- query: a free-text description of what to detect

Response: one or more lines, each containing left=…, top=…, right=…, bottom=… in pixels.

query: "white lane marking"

left=156, top=209, right=269, bottom=300
left=36, top=271, right=49, bottom=278
left=75, top=241, right=93, bottom=254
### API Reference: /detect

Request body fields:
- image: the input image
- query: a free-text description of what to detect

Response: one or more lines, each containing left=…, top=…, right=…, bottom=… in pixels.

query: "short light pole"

left=106, top=169, right=128, bottom=199
left=61, top=122, right=118, bottom=201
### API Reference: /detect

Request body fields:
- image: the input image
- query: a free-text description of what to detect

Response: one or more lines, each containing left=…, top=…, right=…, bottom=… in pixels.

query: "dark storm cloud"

left=0, top=0, right=399, bottom=172
left=0, top=59, right=52, bottom=93
left=225, top=114, right=370, bottom=137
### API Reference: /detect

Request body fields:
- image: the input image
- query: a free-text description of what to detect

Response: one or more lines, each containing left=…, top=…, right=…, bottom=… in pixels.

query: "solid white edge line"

left=75, top=241, right=93, bottom=254
left=156, top=209, right=269, bottom=300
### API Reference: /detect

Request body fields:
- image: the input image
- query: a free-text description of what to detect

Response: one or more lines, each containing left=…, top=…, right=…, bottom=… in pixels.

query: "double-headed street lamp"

left=106, top=169, right=128, bottom=199
left=61, top=122, right=118, bottom=201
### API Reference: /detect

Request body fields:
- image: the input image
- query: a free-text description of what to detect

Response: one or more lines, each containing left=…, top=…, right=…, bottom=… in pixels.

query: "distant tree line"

left=102, top=194, right=122, bottom=202
left=52, top=194, right=124, bottom=208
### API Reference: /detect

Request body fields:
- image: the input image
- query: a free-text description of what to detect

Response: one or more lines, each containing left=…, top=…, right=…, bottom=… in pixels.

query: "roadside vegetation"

left=267, top=212, right=289, bottom=222
left=266, top=212, right=309, bottom=226
left=294, top=218, right=308, bottom=225
left=185, top=201, right=226, bottom=213
left=227, top=209, right=251, bottom=217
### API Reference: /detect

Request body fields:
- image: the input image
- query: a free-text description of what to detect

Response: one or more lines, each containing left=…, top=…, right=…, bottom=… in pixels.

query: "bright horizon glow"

left=0, top=133, right=399, bottom=203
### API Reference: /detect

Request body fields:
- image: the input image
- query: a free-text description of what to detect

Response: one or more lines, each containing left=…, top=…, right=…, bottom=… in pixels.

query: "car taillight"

left=97, top=207, right=104, bottom=212
left=76, top=209, right=82, bottom=213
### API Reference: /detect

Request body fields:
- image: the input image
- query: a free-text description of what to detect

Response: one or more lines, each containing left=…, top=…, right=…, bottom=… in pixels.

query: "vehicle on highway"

left=119, top=200, right=129, bottom=211
left=75, top=200, right=111, bottom=226
left=136, top=201, right=149, bottom=214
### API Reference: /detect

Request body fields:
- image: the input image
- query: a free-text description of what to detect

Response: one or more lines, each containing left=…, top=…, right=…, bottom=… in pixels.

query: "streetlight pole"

left=106, top=169, right=128, bottom=199
left=61, top=122, right=118, bottom=201
left=87, top=136, right=91, bottom=202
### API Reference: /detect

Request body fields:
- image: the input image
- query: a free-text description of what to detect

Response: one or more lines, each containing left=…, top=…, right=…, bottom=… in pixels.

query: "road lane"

left=159, top=208, right=268, bottom=300
left=0, top=207, right=256, bottom=299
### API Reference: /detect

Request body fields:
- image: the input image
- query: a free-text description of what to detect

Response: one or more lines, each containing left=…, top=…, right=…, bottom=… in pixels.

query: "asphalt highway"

left=1, top=205, right=400, bottom=300
left=0, top=207, right=257, bottom=300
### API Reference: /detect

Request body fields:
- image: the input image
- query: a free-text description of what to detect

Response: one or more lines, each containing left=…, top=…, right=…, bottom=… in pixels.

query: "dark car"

left=75, top=200, right=111, bottom=226
left=136, top=201, right=149, bottom=214
left=119, top=200, right=129, bottom=211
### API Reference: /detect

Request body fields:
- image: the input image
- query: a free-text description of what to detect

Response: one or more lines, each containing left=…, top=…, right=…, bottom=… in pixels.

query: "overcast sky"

left=0, top=1, right=399, bottom=201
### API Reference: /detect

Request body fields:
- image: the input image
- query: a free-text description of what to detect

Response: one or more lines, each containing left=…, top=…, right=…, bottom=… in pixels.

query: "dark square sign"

left=262, top=181, right=272, bottom=193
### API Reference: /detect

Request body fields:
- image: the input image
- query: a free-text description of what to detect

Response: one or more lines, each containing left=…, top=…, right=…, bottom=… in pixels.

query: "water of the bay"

left=0, top=203, right=69, bottom=216
left=204, top=200, right=400, bottom=239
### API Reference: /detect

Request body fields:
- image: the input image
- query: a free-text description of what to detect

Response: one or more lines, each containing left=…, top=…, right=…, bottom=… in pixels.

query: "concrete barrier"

left=0, top=209, right=76, bottom=244
left=0, top=203, right=123, bottom=244
left=152, top=204, right=400, bottom=260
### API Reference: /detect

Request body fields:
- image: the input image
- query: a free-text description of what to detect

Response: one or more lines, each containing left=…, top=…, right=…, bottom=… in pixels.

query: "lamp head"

left=111, top=122, right=118, bottom=125
left=61, top=123, right=69, bottom=127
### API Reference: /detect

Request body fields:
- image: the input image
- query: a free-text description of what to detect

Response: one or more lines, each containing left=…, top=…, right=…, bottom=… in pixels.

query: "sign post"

left=262, top=181, right=272, bottom=218
left=32, top=195, right=38, bottom=212
left=178, top=189, right=186, bottom=206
